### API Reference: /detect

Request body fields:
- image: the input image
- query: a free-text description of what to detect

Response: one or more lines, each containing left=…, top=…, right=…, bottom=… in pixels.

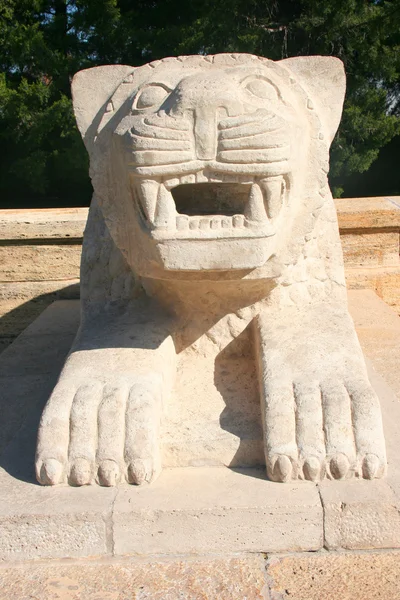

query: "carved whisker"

left=219, top=132, right=288, bottom=151
left=131, top=122, right=191, bottom=141
left=143, top=115, right=191, bottom=131
left=218, top=147, right=290, bottom=164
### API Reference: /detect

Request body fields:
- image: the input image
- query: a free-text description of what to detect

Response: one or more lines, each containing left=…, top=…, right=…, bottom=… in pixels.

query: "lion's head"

left=72, top=54, right=345, bottom=280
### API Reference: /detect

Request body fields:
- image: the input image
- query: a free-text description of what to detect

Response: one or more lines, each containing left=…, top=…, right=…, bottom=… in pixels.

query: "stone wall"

left=0, top=197, right=399, bottom=351
left=336, top=197, right=400, bottom=310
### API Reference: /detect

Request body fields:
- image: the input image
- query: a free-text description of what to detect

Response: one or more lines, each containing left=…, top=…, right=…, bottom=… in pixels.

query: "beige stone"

left=1, top=551, right=400, bottom=599
left=321, top=478, right=400, bottom=550
left=337, top=196, right=400, bottom=270
left=348, top=289, right=400, bottom=393
left=0, top=195, right=398, bottom=350
left=0, top=207, right=82, bottom=354
left=1, top=194, right=398, bottom=297
left=32, top=54, right=388, bottom=489
left=0, top=475, right=114, bottom=560
left=345, top=265, right=400, bottom=313
left=0, top=300, right=80, bottom=455
left=112, top=467, right=322, bottom=555
left=0, top=244, right=81, bottom=282
left=340, top=231, right=399, bottom=267
left=0, top=555, right=267, bottom=599
left=266, top=551, right=400, bottom=600
left=0, top=207, right=87, bottom=240
left=0, top=513, right=108, bottom=561
left=0, top=292, right=399, bottom=559
left=335, top=196, right=400, bottom=230
left=0, top=210, right=82, bottom=352
left=0, top=281, right=79, bottom=354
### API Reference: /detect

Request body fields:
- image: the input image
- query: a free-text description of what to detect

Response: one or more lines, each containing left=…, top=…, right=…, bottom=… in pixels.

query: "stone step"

left=1, top=551, right=400, bottom=600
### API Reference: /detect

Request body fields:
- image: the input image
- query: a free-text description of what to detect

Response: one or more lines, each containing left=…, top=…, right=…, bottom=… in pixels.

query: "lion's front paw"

left=36, top=378, right=162, bottom=486
left=263, top=377, right=387, bottom=482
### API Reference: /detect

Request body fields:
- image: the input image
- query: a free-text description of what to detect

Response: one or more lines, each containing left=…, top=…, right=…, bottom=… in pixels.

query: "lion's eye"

left=245, top=79, right=278, bottom=101
left=134, top=84, right=171, bottom=110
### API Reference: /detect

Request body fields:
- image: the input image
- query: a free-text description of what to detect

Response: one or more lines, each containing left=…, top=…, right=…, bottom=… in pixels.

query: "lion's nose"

left=193, top=106, right=217, bottom=160
left=168, top=78, right=243, bottom=160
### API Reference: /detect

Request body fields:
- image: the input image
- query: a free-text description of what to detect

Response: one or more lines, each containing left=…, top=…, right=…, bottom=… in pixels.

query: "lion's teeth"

left=139, top=180, right=159, bottom=222
left=176, top=215, right=189, bottom=230
left=179, top=174, right=196, bottom=185
left=245, top=183, right=268, bottom=223
left=200, top=218, right=211, bottom=230
left=164, top=177, right=180, bottom=190
left=138, top=174, right=281, bottom=234
left=189, top=217, right=200, bottom=229
left=195, top=170, right=207, bottom=183
left=260, top=177, right=283, bottom=219
left=221, top=217, right=231, bottom=229
left=154, top=183, right=176, bottom=228
left=233, top=214, right=244, bottom=228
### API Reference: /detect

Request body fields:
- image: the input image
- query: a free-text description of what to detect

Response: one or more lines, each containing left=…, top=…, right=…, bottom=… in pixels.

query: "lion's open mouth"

left=134, top=171, right=288, bottom=240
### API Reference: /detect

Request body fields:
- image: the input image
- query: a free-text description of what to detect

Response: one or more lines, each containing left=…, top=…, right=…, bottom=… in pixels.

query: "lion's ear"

left=279, top=56, right=346, bottom=143
left=71, top=65, right=134, bottom=151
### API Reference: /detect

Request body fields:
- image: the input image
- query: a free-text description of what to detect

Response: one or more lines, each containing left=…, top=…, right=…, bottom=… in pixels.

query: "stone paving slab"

left=320, top=477, right=400, bottom=551
left=1, top=551, right=400, bottom=599
left=265, top=550, right=400, bottom=600
left=113, top=467, right=322, bottom=555
left=0, top=555, right=268, bottom=600
left=0, top=292, right=400, bottom=561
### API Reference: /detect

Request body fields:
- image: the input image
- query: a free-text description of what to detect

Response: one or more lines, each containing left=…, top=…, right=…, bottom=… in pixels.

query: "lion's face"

left=73, top=55, right=345, bottom=279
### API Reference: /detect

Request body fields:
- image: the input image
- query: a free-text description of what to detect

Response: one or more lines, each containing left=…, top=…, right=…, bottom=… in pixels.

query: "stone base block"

left=113, top=467, right=322, bottom=556
left=1, top=552, right=400, bottom=599
left=265, top=551, right=400, bottom=600
left=0, top=555, right=269, bottom=599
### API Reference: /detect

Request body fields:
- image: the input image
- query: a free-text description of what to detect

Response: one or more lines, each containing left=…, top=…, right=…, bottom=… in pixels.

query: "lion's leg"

left=36, top=307, right=176, bottom=486
left=254, top=304, right=387, bottom=482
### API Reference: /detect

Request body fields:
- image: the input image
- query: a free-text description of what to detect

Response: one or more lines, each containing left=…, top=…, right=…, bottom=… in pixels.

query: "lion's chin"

left=130, top=169, right=290, bottom=272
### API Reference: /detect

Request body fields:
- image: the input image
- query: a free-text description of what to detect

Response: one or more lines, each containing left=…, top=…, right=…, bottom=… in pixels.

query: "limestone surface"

left=35, top=53, right=387, bottom=486
left=0, top=556, right=268, bottom=600
left=0, top=293, right=399, bottom=561
left=1, top=552, right=400, bottom=600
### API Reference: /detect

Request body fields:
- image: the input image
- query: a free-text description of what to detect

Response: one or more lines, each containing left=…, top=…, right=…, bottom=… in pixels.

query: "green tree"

left=0, top=0, right=91, bottom=206
left=0, top=0, right=399, bottom=206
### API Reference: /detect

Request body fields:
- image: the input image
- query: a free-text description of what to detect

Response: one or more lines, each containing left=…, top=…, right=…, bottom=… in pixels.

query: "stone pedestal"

left=0, top=290, right=399, bottom=561
left=0, top=290, right=400, bottom=597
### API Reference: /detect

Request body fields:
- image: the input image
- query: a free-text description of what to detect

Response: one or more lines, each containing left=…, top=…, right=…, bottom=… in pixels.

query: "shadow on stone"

left=0, top=283, right=79, bottom=354
left=215, top=327, right=265, bottom=470
left=0, top=293, right=80, bottom=483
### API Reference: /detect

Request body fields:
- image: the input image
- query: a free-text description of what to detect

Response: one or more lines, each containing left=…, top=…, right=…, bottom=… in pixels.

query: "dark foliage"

left=0, top=0, right=399, bottom=207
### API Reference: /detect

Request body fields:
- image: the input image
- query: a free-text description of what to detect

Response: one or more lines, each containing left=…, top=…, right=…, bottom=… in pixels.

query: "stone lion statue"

left=35, top=53, right=387, bottom=487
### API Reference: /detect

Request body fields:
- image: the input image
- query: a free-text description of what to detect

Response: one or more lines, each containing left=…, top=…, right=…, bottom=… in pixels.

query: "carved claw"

left=362, top=454, right=381, bottom=480
left=303, top=456, right=321, bottom=481
left=38, top=459, right=64, bottom=486
left=97, top=459, right=120, bottom=487
left=269, top=455, right=293, bottom=482
left=128, top=459, right=155, bottom=485
left=330, top=453, right=350, bottom=480
left=69, top=458, right=93, bottom=486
